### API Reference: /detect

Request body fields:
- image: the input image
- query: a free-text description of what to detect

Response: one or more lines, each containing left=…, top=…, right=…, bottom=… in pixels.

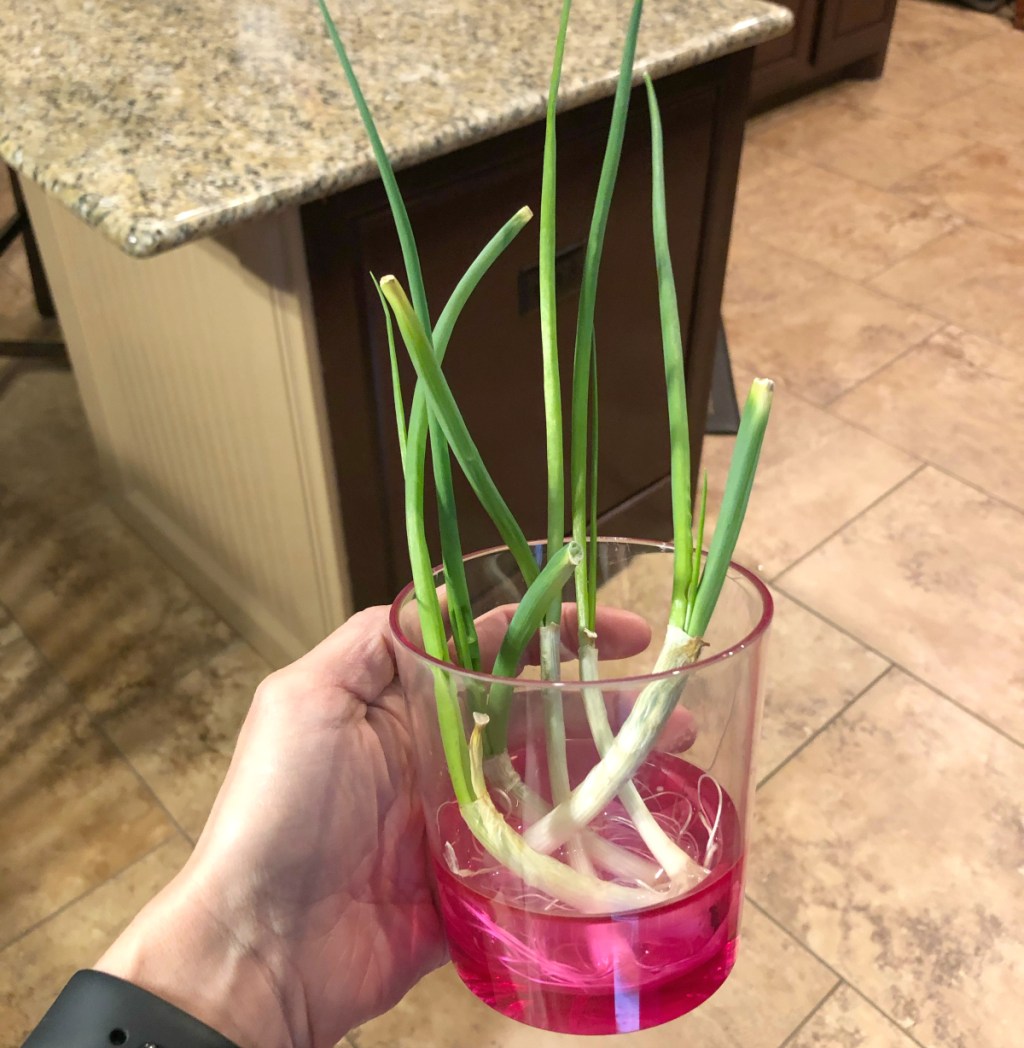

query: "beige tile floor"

left=1, top=1, right=1022, bottom=1044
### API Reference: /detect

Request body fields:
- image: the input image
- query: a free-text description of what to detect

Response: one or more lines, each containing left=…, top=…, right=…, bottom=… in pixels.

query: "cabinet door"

left=814, top=0, right=897, bottom=71
left=749, top=0, right=818, bottom=107
left=355, top=82, right=715, bottom=594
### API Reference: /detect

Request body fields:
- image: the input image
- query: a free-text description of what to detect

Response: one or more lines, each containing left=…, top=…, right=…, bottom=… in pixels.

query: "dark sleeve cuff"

left=22, top=969, right=243, bottom=1048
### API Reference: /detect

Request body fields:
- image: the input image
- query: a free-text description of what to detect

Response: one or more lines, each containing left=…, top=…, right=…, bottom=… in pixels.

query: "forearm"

left=94, top=875, right=298, bottom=1048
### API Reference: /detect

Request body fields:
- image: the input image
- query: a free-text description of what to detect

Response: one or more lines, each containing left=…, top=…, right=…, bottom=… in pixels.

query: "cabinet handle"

left=517, top=242, right=586, bottom=315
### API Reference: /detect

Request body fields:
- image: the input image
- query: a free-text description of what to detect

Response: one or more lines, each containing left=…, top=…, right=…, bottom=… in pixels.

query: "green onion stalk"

left=558, top=0, right=706, bottom=885
left=535, top=0, right=591, bottom=876
left=319, top=0, right=773, bottom=910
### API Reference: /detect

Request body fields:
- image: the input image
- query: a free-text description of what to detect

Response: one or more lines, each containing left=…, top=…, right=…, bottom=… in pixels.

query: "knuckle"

left=252, top=668, right=298, bottom=710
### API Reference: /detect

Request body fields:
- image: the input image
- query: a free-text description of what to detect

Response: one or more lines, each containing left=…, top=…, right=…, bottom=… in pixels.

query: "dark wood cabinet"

left=751, top=0, right=818, bottom=103
left=358, top=84, right=712, bottom=580
left=815, top=0, right=897, bottom=72
left=302, top=50, right=753, bottom=607
left=750, top=0, right=896, bottom=108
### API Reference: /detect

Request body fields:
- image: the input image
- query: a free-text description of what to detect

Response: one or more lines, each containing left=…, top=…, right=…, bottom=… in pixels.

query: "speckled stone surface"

left=0, top=0, right=792, bottom=257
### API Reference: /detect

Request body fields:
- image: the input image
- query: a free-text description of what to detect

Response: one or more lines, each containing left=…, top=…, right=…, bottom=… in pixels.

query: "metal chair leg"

left=1, top=166, right=67, bottom=364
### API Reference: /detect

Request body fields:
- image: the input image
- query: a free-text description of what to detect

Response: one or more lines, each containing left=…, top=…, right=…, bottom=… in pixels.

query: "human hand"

left=97, top=606, right=444, bottom=1048
left=94, top=602, right=672, bottom=1047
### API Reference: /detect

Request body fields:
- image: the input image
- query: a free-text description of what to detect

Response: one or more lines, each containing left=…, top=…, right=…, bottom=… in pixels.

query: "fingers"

left=471, top=603, right=652, bottom=673
left=558, top=691, right=698, bottom=753
left=650, top=705, right=698, bottom=752
left=607, top=691, right=697, bottom=751
left=278, top=599, right=653, bottom=712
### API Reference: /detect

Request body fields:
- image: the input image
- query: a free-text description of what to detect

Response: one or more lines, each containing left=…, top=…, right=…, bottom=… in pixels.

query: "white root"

left=485, top=751, right=662, bottom=886
left=464, top=713, right=676, bottom=913
left=524, top=623, right=709, bottom=891
left=538, top=623, right=595, bottom=876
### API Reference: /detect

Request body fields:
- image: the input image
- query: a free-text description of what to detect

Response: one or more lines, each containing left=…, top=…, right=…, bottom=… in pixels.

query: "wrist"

left=96, top=873, right=297, bottom=1048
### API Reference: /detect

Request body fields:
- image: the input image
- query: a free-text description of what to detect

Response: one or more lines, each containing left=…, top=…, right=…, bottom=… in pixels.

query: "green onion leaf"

left=381, top=276, right=539, bottom=585
left=486, top=540, right=583, bottom=749
left=371, top=273, right=407, bottom=475
left=541, top=0, right=574, bottom=578
left=688, top=379, right=774, bottom=636
left=645, top=73, right=693, bottom=629
left=569, top=0, right=644, bottom=631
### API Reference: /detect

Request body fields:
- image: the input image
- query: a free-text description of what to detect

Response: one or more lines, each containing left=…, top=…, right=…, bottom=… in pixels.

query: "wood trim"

left=8, top=169, right=57, bottom=317
left=749, top=0, right=895, bottom=110
left=266, top=213, right=351, bottom=637
left=301, top=195, right=397, bottom=611
left=812, top=0, right=897, bottom=71
left=750, top=0, right=820, bottom=104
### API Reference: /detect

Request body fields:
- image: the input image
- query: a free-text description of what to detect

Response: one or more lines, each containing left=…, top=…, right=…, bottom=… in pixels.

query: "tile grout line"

left=818, top=323, right=948, bottom=412
left=775, top=980, right=843, bottom=1048
left=754, top=63, right=1013, bottom=210
left=809, top=366, right=949, bottom=457
left=897, top=194, right=1024, bottom=252
left=879, top=138, right=978, bottom=196
left=744, top=896, right=849, bottom=985
left=0, top=589, right=200, bottom=847
left=852, top=219, right=965, bottom=289
left=926, top=460, right=1024, bottom=520
left=770, top=582, right=1024, bottom=753
left=808, top=368, right=1024, bottom=521
left=768, top=462, right=928, bottom=586
left=0, top=605, right=196, bottom=950
left=743, top=898, right=933, bottom=1048
left=862, top=210, right=1024, bottom=290
left=741, top=147, right=1024, bottom=312
left=756, top=664, right=894, bottom=792
left=727, top=226, right=952, bottom=330
left=856, top=277, right=952, bottom=327
left=801, top=134, right=977, bottom=211
left=694, top=349, right=975, bottom=526
left=735, top=152, right=966, bottom=286
left=0, top=834, right=183, bottom=956
left=97, top=722, right=197, bottom=846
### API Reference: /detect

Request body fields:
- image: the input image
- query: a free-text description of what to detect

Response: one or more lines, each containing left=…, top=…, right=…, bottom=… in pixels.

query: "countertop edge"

left=3, top=6, right=793, bottom=259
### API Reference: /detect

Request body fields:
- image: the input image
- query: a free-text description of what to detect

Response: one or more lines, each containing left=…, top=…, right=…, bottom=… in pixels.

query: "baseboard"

left=111, top=490, right=313, bottom=667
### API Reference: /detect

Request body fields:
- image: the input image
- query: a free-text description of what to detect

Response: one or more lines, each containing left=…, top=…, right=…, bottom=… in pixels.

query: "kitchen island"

left=0, top=0, right=791, bottom=663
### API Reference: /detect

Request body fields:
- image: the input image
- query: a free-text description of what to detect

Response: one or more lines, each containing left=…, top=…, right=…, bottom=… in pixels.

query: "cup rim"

left=389, top=537, right=774, bottom=688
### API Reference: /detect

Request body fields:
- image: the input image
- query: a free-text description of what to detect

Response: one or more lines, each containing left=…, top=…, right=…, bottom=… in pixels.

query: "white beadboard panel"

left=23, top=182, right=351, bottom=664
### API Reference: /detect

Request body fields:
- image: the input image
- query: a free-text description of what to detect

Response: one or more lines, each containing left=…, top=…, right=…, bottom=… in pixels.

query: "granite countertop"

left=0, top=0, right=792, bottom=258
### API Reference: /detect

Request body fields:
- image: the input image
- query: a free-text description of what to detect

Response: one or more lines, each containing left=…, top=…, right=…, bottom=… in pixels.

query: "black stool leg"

left=704, top=318, right=741, bottom=436
left=8, top=171, right=57, bottom=318
left=1, top=166, right=67, bottom=366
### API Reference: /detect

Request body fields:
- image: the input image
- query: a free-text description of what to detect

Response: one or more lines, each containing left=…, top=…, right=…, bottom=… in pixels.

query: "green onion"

left=322, top=0, right=774, bottom=912
left=485, top=540, right=582, bottom=751
left=687, top=471, right=709, bottom=613
left=570, top=0, right=644, bottom=633
left=380, top=276, right=538, bottom=585
left=645, top=73, right=693, bottom=630
left=523, top=77, right=773, bottom=868
left=587, top=340, right=599, bottom=621
left=372, top=273, right=407, bottom=474
left=541, top=0, right=573, bottom=576
left=320, top=0, right=478, bottom=680
left=464, top=714, right=675, bottom=913
left=687, top=379, right=773, bottom=636
left=535, top=0, right=590, bottom=872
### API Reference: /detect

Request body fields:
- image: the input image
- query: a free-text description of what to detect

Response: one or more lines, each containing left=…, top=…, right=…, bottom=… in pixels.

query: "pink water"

left=433, top=750, right=744, bottom=1034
